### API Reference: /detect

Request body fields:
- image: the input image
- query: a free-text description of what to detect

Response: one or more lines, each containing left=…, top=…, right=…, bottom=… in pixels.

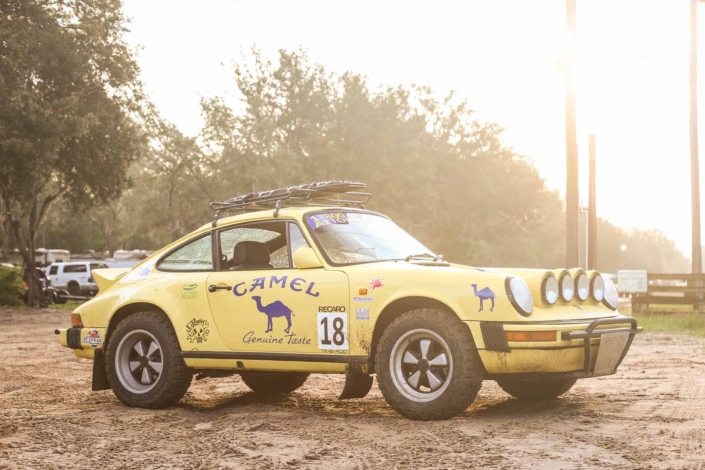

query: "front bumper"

left=473, top=316, right=642, bottom=379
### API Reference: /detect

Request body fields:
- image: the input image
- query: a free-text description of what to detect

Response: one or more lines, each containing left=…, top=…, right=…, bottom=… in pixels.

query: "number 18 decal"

left=317, top=313, right=348, bottom=351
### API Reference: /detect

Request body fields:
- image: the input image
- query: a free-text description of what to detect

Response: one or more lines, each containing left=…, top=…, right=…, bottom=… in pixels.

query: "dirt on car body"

left=1, top=308, right=704, bottom=469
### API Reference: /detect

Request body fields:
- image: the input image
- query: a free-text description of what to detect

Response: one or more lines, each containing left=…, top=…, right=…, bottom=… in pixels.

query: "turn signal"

left=70, top=314, right=83, bottom=328
left=506, top=331, right=556, bottom=342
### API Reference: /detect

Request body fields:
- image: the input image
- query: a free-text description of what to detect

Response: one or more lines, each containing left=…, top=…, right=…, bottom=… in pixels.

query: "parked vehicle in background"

left=35, top=249, right=71, bottom=266
left=20, top=266, right=67, bottom=305
left=47, top=262, right=109, bottom=296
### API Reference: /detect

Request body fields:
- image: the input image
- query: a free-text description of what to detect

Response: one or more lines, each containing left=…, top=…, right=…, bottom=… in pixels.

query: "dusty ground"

left=1, top=308, right=704, bottom=470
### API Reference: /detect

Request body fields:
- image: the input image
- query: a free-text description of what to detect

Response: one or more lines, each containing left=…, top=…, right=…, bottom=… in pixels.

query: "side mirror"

left=292, top=247, right=323, bottom=269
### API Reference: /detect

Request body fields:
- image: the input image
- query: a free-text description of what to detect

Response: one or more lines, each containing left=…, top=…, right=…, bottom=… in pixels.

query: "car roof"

left=194, top=206, right=374, bottom=232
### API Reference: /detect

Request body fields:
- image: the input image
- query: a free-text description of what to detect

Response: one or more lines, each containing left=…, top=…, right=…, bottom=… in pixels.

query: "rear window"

left=63, top=264, right=87, bottom=273
left=90, top=263, right=109, bottom=270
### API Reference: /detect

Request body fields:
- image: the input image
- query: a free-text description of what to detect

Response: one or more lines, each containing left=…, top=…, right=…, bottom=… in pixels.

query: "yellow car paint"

left=57, top=206, right=636, bottom=377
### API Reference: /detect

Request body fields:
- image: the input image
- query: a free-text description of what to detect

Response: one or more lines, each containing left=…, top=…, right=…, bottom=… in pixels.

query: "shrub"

left=0, top=267, right=24, bottom=306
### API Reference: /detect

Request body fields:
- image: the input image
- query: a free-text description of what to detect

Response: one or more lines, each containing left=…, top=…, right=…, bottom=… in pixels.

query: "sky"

left=122, top=0, right=704, bottom=257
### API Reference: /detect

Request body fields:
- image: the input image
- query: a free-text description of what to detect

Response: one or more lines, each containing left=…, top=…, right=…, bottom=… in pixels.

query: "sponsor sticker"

left=318, top=306, right=346, bottom=312
left=181, top=283, right=198, bottom=300
left=353, top=297, right=373, bottom=302
left=83, top=329, right=101, bottom=348
left=369, top=279, right=383, bottom=291
left=356, top=307, right=370, bottom=320
left=186, top=318, right=210, bottom=343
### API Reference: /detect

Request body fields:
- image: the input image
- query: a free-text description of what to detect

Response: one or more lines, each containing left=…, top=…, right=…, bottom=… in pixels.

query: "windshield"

left=306, top=211, right=433, bottom=265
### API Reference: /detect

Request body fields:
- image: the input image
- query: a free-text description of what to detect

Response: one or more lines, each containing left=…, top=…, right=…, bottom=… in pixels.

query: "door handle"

left=208, top=284, right=232, bottom=293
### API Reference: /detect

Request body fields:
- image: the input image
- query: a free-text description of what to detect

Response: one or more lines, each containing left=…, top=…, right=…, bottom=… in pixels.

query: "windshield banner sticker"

left=308, top=212, right=365, bottom=229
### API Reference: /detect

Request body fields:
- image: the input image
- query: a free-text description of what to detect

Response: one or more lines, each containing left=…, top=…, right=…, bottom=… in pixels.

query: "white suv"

left=46, top=262, right=109, bottom=296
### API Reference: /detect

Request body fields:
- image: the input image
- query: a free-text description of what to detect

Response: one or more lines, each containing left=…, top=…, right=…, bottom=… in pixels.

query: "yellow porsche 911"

left=56, top=181, right=641, bottom=420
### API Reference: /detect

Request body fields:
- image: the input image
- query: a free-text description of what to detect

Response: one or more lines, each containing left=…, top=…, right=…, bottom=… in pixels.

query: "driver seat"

left=231, top=241, right=273, bottom=270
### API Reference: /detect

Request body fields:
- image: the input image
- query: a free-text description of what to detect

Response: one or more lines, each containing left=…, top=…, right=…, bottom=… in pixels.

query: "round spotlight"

left=559, top=272, right=574, bottom=302
left=603, top=277, right=620, bottom=310
left=575, top=272, right=590, bottom=301
left=591, top=273, right=605, bottom=302
left=542, top=274, right=559, bottom=305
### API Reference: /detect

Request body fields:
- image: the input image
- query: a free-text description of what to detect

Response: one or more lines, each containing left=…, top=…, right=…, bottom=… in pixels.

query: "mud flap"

left=338, top=368, right=374, bottom=400
left=92, top=348, right=110, bottom=391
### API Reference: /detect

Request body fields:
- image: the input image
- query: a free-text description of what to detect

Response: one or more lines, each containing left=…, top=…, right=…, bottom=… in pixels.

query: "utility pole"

left=565, top=0, right=580, bottom=268
left=690, top=0, right=703, bottom=275
left=588, top=135, right=597, bottom=270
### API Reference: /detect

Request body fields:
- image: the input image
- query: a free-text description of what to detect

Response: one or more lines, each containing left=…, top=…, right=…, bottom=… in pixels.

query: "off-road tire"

left=239, top=372, right=309, bottom=394
left=106, top=311, right=192, bottom=408
left=375, top=309, right=484, bottom=421
left=496, top=378, right=577, bottom=400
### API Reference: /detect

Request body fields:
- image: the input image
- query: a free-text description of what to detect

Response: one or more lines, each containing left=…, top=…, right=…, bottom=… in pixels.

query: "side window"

left=90, top=263, right=110, bottom=271
left=49, top=266, right=58, bottom=275
left=159, top=234, right=213, bottom=271
left=219, top=223, right=287, bottom=270
left=64, top=264, right=87, bottom=273
left=289, top=224, right=311, bottom=268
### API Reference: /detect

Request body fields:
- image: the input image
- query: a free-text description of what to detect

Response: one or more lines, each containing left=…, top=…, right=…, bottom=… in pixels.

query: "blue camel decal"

left=471, top=284, right=495, bottom=312
left=252, top=296, right=294, bottom=333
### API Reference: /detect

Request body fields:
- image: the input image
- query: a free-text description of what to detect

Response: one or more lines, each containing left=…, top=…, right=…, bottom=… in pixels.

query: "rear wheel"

left=240, top=372, right=309, bottom=394
left=67, top=282, right=80, bottom=296
left=106, top=311, right=192, bottom=408
left=496, top=377, right=577, bottom=400
left=375, top=309, right=484, bottom=421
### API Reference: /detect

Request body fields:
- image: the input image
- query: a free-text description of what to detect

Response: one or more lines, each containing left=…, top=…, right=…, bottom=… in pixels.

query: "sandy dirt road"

left=1, top=308, right=704, bottom=469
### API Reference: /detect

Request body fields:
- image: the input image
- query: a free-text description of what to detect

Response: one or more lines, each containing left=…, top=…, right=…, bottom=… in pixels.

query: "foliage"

left=0, top=43, right=691, bottom=273
left=0, top=0, right=145, bottom=305
left=0, top=267, right=24, bottom=306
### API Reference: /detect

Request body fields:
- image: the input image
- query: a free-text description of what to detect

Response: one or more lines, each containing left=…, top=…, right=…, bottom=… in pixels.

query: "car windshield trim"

left=303, top=209, right=434, bottom=267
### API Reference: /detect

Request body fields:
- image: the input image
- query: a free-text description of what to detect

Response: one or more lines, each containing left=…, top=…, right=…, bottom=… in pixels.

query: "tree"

left=0, top=0, right=144, bottom=306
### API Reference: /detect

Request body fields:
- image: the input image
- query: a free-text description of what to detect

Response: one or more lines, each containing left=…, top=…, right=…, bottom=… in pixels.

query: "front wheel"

left=106, top=312, right=192, bottom=408
left=375, top=309, right=484, bottom=421
left=239, top=372, right=309, bottom=394
left=496, top=377, right=577, bottom=400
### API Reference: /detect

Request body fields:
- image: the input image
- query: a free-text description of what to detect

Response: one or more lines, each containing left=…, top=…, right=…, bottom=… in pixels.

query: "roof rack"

left=209, top=181, right=371, bottom=227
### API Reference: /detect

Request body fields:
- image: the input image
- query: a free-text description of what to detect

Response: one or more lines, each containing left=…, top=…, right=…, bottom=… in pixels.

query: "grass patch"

left=632, top=311, right=705, bottom=337
left=51, top=300, right=84, bottom=311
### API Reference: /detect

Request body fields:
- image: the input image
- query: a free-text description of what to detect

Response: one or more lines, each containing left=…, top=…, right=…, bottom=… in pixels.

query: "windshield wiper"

left=405, top=253, right=440, bottom=262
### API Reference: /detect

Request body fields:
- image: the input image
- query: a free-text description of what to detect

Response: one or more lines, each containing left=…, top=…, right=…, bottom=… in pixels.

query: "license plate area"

left=592, top=331, right=630, bottom=376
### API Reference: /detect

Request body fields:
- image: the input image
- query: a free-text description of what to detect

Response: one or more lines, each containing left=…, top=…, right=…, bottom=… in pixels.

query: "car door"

left=206, top=221, right=350, bottom=355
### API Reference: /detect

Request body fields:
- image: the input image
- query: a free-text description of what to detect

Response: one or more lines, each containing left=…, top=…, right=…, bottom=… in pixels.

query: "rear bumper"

left=55, top=327, right=106, bottom=359
left=472, top=316, right=642, bottom=379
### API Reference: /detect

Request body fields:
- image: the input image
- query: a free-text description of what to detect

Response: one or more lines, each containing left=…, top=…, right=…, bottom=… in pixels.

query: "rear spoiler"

left=91, top=268, right=129, bottom=293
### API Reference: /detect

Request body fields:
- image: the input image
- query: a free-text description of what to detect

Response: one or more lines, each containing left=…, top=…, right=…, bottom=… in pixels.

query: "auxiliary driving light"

left=542, top=274, right=560, bottom=305
left=591, top=273, right=605, bottom=302
left=559, top=271, right=574, bottom=302
left=575, top=271, right=590, bottom=301
left=603, top=277, right=620, bottom=310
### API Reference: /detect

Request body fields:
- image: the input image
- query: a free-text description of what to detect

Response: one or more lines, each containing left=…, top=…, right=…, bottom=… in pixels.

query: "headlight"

left=603, top=277, right=619, bottom=310
left=559, top=271, right=574, bottom=302
left=575, top=271, right=589, bottom=301
left=542, top=274, right=559, bottom=305
left=505, top=276, right=534, bottom=316
left=591, top=273, right=605, bottom=302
